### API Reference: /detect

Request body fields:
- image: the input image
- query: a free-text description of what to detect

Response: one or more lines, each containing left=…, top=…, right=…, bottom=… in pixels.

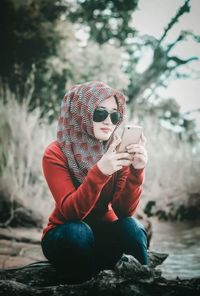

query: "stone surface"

left=144, top=191, right=200, bottom=221
left=0, top=190, right=43, bottom=228
left=0, top=227, right=45, bottom=269
left=0, top=253, right=199, bottom=296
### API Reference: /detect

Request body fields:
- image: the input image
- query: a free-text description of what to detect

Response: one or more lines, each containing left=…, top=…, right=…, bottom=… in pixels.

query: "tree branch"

left=168, top=56, right=198, bottom=67
left=158, top=0, right=191, bottom=45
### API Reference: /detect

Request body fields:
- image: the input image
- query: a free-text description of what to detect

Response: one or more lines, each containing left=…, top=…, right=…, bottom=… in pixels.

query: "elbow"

left=112, top=190, right=141, bottom=218
left=126, top=200, right=140, bottom=216
left=113, top=205, right=139, bottom=219
left=60, top=197, right=91, bottom=221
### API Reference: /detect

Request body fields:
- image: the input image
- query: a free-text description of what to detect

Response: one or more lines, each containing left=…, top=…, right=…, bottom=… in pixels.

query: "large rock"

left=0, top=252, right=200, bottom=296
left=0, top=190, right=43, bottom=228
left=144, top=191, right=200, bottom=221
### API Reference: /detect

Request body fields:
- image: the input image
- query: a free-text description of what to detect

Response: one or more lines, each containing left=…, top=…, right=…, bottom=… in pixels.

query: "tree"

left=32, top=20, right=130, bottom=120
left=0, top=0, right=66, bottom=102
left=67, top=0, right=139, bottom=44
left=68, top=0, right=199, bottom=132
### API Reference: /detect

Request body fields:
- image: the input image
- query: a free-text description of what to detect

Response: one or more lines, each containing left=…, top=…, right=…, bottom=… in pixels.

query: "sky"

left=132, top=0, right=200, bottom=130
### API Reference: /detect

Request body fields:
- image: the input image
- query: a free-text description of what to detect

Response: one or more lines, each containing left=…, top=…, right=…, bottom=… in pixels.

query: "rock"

left=1, top=251, right=199, bottom=296
left=0, top=190, right=43, bottom=228
left=0, top=280, right=36, bottom=296
left=144, top=192, right=200, bottom=221
left=10, top=208, right=43, bottom=228
left=147, top=250, right=168, bottom=268
left=0, top=227, right=42, bottom=244
left=114, top=254, right=159, bottom=283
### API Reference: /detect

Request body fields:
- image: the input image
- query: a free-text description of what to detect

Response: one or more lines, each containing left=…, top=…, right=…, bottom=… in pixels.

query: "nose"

left=103, top=114, right=113, bottom=125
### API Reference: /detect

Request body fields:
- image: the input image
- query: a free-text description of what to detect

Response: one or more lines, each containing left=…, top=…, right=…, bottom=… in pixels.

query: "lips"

left=100, top=128, right=112, bottom=133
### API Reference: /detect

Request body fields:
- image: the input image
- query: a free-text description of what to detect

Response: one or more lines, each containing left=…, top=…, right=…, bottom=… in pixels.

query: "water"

left=149, top=218, right=200, bottom=279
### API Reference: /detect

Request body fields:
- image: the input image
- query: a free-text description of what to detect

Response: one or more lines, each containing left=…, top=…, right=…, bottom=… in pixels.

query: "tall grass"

left=130, top=114, right=200, bottom=218
left=0, top=96, right=56, bottom=225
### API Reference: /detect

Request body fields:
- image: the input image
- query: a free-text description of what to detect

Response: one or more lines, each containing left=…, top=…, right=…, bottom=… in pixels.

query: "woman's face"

left=93, top=96, right=119, bottom=141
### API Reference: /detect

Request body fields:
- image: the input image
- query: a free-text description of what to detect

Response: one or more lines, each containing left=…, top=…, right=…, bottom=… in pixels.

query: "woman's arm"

left=111, top=166, right=145, bottom=218
left=42, top=145, right=112, bottom=220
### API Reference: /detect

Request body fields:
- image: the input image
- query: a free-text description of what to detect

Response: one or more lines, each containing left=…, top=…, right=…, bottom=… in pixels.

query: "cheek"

left=93, top=122, right=99, bottom=136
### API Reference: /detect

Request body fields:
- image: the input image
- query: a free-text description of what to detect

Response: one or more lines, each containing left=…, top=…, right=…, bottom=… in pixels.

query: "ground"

left=0, top=227, right=45, bottom=269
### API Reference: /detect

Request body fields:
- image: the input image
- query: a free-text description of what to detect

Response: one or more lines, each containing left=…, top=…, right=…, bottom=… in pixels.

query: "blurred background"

left=0, top=0, right=199, bottom=279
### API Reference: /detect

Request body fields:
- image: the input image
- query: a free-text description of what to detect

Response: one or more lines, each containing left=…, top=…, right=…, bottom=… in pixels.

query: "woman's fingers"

left=132, top=153, right=148, bottom=165
left=116, top=152, right=132, bottom=160
left=126, top=146, right=146, bottom=155
left=133, top=153, right=146, bottom=159
left=117, top=159, right=133, bottom=166
left=108, top=137, right=121, bottom=152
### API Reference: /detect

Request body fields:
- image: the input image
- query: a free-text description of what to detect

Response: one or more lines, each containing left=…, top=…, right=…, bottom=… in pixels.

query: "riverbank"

left=149, top=217, right=200, bottom=279
left=0, top=227, right=44, bottom=269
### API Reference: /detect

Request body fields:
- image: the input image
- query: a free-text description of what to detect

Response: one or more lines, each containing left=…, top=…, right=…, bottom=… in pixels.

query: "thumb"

left=108, top=137, right=121, bottom=152
left=140, top=132, right=147, bottom=146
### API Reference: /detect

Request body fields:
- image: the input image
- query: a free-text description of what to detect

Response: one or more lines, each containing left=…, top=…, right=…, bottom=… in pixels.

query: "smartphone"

left=117, top=125, right=143, bottom=153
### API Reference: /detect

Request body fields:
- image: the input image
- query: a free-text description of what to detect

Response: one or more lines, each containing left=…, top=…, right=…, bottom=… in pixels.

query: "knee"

left=115, top=217, right=148, bottom=247
left=59, top=220, right=95, bottom=251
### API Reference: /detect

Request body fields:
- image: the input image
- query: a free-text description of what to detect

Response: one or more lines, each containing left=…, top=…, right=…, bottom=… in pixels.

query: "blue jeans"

left=41, top=217, right=148, bottom=283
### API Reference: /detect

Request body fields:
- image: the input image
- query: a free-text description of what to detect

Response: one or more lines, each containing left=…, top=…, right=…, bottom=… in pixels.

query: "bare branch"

left=166, top=33, right=186, bottom=53
left=168, top=56, right=198, bottom=67
left=158, top=0, right=191, bottom=45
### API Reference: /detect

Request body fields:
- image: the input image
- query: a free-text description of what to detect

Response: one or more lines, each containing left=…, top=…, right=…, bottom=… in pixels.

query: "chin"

left=98, top=132, right=112, bottom=141
left=100, top=136, right=110, bottom=141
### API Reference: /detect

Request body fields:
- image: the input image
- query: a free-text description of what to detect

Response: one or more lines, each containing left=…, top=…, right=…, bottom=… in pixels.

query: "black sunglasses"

left=93, top=108, right=121, bottom=125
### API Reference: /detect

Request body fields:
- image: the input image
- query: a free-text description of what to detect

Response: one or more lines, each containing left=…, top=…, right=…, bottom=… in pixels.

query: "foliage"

left=67, top=0, right=139, bottom=44
left=0, top=0, right=66, bottom=102
left=24, top=20, right=130, bottom=120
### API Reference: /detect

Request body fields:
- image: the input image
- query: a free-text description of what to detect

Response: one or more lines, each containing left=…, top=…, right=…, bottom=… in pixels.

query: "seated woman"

left=41, top=81, right=148, bottom=284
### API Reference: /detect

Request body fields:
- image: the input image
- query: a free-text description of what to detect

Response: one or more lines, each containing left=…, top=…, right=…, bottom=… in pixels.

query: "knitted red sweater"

left=42, top=140, right=145, bottom=238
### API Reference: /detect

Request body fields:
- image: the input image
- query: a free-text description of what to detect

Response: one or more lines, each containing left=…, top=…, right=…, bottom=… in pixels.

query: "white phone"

left=117, top=125, right=143, bottom=153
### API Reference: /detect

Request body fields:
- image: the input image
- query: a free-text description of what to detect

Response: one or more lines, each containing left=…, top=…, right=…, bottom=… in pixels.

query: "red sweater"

left=42, top=140, right=145, bottom=238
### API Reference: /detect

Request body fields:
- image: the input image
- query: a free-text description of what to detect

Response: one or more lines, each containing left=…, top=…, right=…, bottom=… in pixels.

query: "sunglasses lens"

left=110, top=112, right=121, bottom=124
left=93, top=109, right=108, bottom=122
left=93, top=109, right=121, bottom=125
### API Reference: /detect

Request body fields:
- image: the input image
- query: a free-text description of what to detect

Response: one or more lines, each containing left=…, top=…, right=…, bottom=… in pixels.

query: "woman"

left=41, top=81, right=148, bottom=284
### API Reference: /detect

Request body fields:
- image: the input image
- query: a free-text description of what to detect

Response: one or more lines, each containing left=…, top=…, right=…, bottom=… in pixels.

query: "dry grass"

left=128, top=115, right=200, bottom=214
left=0, top=96, right=56, bottom=225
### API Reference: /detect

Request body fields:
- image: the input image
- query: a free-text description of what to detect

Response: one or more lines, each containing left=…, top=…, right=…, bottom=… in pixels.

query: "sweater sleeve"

left=111, top=165, right=145, bottom=218
left=42, top=145, right=112, bottom=220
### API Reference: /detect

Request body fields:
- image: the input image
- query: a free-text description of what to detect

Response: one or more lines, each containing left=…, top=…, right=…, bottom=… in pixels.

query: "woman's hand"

left=97, top=138, right=133, bottom=176
left=126, top=133, right=148, bottom=170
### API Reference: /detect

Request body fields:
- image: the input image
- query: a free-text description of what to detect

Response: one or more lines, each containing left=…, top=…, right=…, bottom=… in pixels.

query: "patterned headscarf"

left=57, top=81, right=126, bottom=185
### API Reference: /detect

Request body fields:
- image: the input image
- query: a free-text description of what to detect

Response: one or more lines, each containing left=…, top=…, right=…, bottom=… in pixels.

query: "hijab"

left=57, top=81, right=126, bottom=185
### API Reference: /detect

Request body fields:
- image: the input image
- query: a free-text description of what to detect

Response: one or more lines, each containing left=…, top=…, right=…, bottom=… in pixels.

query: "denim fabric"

left=41, top=217, right=148, bottom=283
